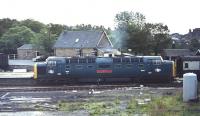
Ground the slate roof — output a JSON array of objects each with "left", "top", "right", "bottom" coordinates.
[
  {"left": 17, "top": 44, "right": 34, "bottom": 50},
  {"left": 163, "top": 49, "right": 193, "bottom": 56},
  {"left": 181, "top": 56, "right": 200, "bottom": 61},
  {"left": 196, "top": 49, "right": 200, "bottom": 56},
  {"left": 54, "top": 30, "right": 108, "bottom": 48}
]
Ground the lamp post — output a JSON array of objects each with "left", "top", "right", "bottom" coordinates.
[{"left": 47, "top": 24, "right": 52, "bottom": 54}]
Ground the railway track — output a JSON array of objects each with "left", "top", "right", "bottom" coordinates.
[{"left": 0, "top": 80, "right": 182, "bottom": 92}]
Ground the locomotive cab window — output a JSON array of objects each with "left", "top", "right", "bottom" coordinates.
[
  {"left": 47, "top": 61, "right": 56, "bottom": 67},
  {"left": 148, "top": 59, "right": 162, "bottom": 65}
]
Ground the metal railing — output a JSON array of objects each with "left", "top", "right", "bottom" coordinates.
[{"left": 8, "top": 54, "right": 18, "bottom": 60}]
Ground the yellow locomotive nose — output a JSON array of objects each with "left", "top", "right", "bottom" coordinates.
[
  {"left": 33, "top": 63, "right": 37, "bottom": 80},
  {"left": 172, "top": 61, "right": 176, "bottom": 78}
]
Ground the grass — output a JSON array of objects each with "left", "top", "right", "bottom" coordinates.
[
  {"left": 125, "top": 93, "right": 200, "bottom": 116},
  {"left": 56, "top": 97, "right": 121, "bottom": 115},
  {"left": 57, "top": 100, "right": 84, "bottom": 111},
  {"left": 56, "top": 93, "right": 200, "bottom": 116}
]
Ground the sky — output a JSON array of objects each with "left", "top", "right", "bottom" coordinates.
[{"left": 1, "top": 0, "right": 200, "bottom": 34}]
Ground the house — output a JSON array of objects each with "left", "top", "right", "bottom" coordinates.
[
  {"left": 162, "top": 49, "right": 194, "bottom": 60},
  {"left": 196, "top": 49, "right": 200, "bottom": 56},
  {"left": 17, "top": 44, "right": 42, "bottom": 60},
  {"left": 53, "top": 30, "right": 113, "bottom": 57}
]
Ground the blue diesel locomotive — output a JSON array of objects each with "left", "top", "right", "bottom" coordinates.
[{"left": 33, "top": 56, "right": 175, "bottom": 83}]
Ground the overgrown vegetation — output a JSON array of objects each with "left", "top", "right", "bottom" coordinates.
[
  {"left": 55, "top": 94, "right": 200, "bottom": 116},
  {"left": 57, "top": 97, "right": 121, "bottom": 115}
]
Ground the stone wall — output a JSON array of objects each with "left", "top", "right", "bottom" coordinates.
[
  {"left": 55, "top": 48, "right": 96, "bottom": 57},
  {"left": 17, "top": 49, "right": 36, "bottom": 60}
]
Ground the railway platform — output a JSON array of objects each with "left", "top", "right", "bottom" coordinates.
[{"left": 0, "top": 72, "right": 33, "bottom": 78}]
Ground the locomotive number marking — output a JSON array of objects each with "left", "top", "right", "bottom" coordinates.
[{"left": 96, "top": 70, "right": 112, "bottom": 73}]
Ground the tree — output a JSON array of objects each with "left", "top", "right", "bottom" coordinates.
[
  {"left": 18, "top": 19, "right": 45, "bottom": 33},
  {"left": 48, "top": 23, "right": 66, "bottom": 37},
  {"left": 127, "top": 25, "right": 151, "bottom": 55},
  {"left": 0, "top": 18, "right": 18, "bottom": 37},
  {"left": 146, "top": 23, "right": 171, "bottom": 55},
  {"left": 190, "top": 38, "right": 200, "bottom": 51},
  {"left": 114, "top": 11, "right": 171, "bottom": 55},
  {"left": 114, "top": 11, "right": 149, "bottom": 54},
  {"left": 0, "top": 26, "right": 36, "bottom": 54},
  {"left": 31, "top": 28, "right": 57, "bottom": 54}
]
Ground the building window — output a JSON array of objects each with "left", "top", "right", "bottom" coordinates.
[{"left": 184, "top": 63, "right": 188, "bottom": 68}]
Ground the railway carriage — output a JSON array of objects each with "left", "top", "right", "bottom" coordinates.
[
  {"left": 33, "top": 56, "right": 175, "bottom": 83},
  {"left": 176, "top": 56, "right": 200, "bottom": 79}
]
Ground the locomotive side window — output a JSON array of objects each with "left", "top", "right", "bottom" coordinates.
[
  {"left": 113, "top": 58, "right": 121, "bottom": 63},
  {"left": 87, "top": 65, "right": 93, "bottom": 68},
  {"left": 122, "top": 58, "right": 130, "bottom": 63},
  {"left": 115, "top": 64, "right": 121, "bottom": 68},
  {"left": 139, "top": 58, "right": 143, "bottom": 62},
  {"left": 131, "top": 58, "right": 139, "bottom": 62},
  {"left": 66, "top": 59, "right": 70, "bottom": 64},
  {"left": 183, "top": 61, "right": 200, "bottom": 70},
  {"left": 76, "top": 65, "right": 83, "bottom": 69},
  {"left": 87, "top": 58, "right": 95, "bottom": 63},
  {"left": 70, "top": 59, "right": 78, "bottom": 63},
  {"left": 79, "top": 58, "right": 86, "bottom": 63},
  {"left": 98, "top": 64, "right": 111, "bottom": 68},
  {"left": 184, "top": 63, "right": 188, "bottom": 68},
  {"left": 126, "top": 64, "right": 132, "bottom": 68}
]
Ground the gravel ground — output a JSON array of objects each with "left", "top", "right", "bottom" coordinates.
[{"left": 0, "top": 86, "right": 182, "bottom": 115}]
